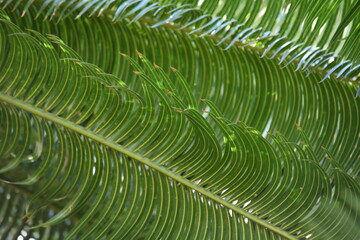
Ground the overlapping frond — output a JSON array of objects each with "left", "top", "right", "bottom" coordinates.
[
  {"left": 3, "top": 0, "right": 359, "bottom": 86},
  {"left": 3, "top": 1, "right": 358, "bottom": 173},
  {"left": 165, "top": 0, "right": 360, "bottom": 63},
  {"left": 0, "top": 0, "right": 359, "bottom": 239},
  {"left": 0, "top": 13, "right": 294, "bottom": 239}
]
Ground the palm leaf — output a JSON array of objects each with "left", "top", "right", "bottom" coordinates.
[{"left": 0, "top": 1, "right": 359, "bottom": 239}]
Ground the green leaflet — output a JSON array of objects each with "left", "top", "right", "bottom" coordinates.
[{"left": 0, "top": 1, "right": 359, "bottom": 240}]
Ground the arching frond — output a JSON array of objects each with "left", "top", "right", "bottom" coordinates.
[
  {"left": 5, "top": 1, "right": 358, "bottom": 170},
  {"left": 0, "top": 1, "right": 359, "bottom": 239},
  {"left": 4, "top": 0, "right": 359, "bottom": 84},
  {"left": 164, "top": 0, "right": 360, "bottom": 63}
]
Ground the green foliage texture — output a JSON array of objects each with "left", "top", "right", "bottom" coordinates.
[{"left": 0, "top": 0, "right": 359, "bottom": 239}]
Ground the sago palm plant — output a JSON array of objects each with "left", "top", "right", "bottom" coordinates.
[{"left": 0, "top": 0, "right": 359, "bottom": 239}]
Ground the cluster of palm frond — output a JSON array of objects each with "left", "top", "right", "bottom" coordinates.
[{"left": 0, "top": 0, "right": 359, "bottom": 239}]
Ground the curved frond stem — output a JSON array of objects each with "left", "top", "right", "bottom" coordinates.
[{"left": 0, "top": 93, "right": 297, "bottom": 240}]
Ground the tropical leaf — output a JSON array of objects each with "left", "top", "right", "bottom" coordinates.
[
  {"left": 0, "top": 0, "right": 359, "bottom": 239},
  {"left": 7, "top": 0, "right": 360, "bottom": 82},
  {"left": 164, "top": 0, "right": 360, "bottom": 64}
]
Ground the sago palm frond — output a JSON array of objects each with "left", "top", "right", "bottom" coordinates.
[{"left": 0, "top": 1, "right": 359, "bottom": 239}]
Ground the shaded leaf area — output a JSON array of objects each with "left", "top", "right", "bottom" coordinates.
[
  {"left": 4, "top": 4, "right": 360, "bottom": 176},
  {"left": 0, "top": 183, "right": 76, "bottom": 239},
  {"left": 2, "top": 0, "right": 360, "bottom": 85},
  {"left": 0, "top": 10, "right": 360, "bottom": 240}
]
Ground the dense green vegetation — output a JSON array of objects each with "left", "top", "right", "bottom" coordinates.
[{"left": 0, "top": 0, "right": 359, "bottom": 239}]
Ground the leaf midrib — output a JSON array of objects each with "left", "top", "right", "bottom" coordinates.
[{"left": 0, "top": 93, "right": 298, "bottom": 240}]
